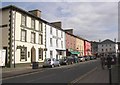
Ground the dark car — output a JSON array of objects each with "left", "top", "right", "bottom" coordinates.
[
  {"left": 66, "top": 56, "right": 74, "bottom": 64},
  {"left": 72, "top": 55, "right": 79, "bottom": 63},
  {"left": 89, "top": 56, "right": 94, "bottom": 60},
  {"left": 84, "top": 56, "right": 90, "bottom": 61},
  {"left": 59, "top": 57, "right": 68, "bottom": 65}
]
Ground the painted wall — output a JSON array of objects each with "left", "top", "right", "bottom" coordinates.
[
  {"left": 84, "top": 40, "right": 91, "bottom": 56},
  {"left": 46, "top": 24, "right": 66, "bottom": 59},
  {"left": 75, "top": 37, "right": 84, "bottom": 56},
  {"left": 65, "top": 33, "right": 76, "bottom": 50}
]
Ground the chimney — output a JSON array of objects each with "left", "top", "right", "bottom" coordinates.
[
  {"left": 99, "top": 39, "right": 101, "bottom": 42},
  {"left": 64, "top": 29, "right": 73, "bottom": 34},
  {"left": 29, "top": 9, "right": 41, "bottom": 18},
  {"left": 114, "top": 38, "right": 116, "bottom": 42},
  {"left": 50, "top": 21, "right": 62, "bottom": 29}
]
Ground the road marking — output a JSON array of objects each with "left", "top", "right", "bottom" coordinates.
[
  {"left": 69, "top": 67, "right": 97, "bottom": 84},
  {"left": 2, "top": 70, "right": 44, "bottom": 80}
]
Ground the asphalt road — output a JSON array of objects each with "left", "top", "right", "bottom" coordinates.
[{"left": 2, "top": 59, "right": 100, "bottom": 83}]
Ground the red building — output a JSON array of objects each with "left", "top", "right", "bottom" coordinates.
[{"left": 84, "top": 40, "right": 92, "bottom": 56}]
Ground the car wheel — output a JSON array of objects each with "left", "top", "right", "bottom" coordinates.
[
  {"left": 51, "top": 64, "right": 54, "bottom": 68},
  {"left": 58, "top": 64, "right": 61, "bottom": 67}
]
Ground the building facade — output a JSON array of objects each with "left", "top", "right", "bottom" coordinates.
[
  {"left": 75, "top": 37, "right": 84, "bottom": 56},
  {"left": 84, "top": 40, "right": 92, "bottom": 56},
  {"left": 91, "top": 41, "right": 99, "bottom": 56},
  {"left": 0, "top": 5, "right": 47, "bottom": 67},
  {"left": 45, "top": 22, "right": 66, "bottom": 60},
  {"left": 98, "top": 39, "right": 118, "bottom": 57}
]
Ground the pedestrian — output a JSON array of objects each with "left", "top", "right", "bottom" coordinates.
[{"left": 100, "top": 55, "right": 105, "bottom": 69}]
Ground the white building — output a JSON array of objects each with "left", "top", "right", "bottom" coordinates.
[
  {"left": 45, "top": 22, "right": 66, "bottom": 60},
  {"left": 0, "top": 5, "right": 47, "bottom": 67},
  {"left": 0, "top": 5, "right": 66, "bottom": 67},
  {"left": 98, "top": 39, "right": 118, "bottom": 57}
]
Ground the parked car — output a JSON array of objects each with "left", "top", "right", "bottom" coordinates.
[
  {"left": 59, "top": 57, "right": 68, "bottom": 65},
  {"left": 78, "top": 56, "right": 85, "bottom": 62},
  {"left": 89, "top": 56, "right": 94, "bottom": 60},
  {"left": 72, "top": 55, "right": 79, "bottom": 63},
  {"left": 43, "top": 58, "right": 60, "bottom": 68},
  {"left": 84, "top": 56, "right": 90, "bottom": 61},
  {"left": 66, "top": 56, "right": 74, "bottom": 64}
]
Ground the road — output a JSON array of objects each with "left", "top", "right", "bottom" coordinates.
[{"left": 2, "top": 59, "right": 100, "bottom": 83}]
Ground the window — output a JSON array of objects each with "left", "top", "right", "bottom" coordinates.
[
  {"left": 50, "top": 38, "right": 52, "bottom": 47},
  {"left": 50, "top": 51, "right": 53, "bottom": 58},
  {"left": 39, "top": 48, "right": 43, "bottom": 60},
  {"left": 102, "top": 49, "right": 104, "bottom": 52},
  {"left": 61, "top": 31, "right": 63, "bottom": 38},
  {"left": 106, "top": 49, "right": 108, "bottom": 52},
  {"left": 39, "top": 22, "right": 42, "bottom": 32},
  {"left": 110, "top": 44, "right": 111, "bottom": 46},
  {"left": 21, "top": 15, "right": 26, "bottom": 26},
  {"left": 106, "top": 44, "right": 107, "bottom": 47},
  {"left": 110, "top": 48, "right": 112, "bottom": 51},
  {"left": 50, "top": 27, "right": 52, "bottom": 34},
  {"left": 56, "top": 39, "right": 58, "bottom": 47},
  {"left": 39, "top": 34, "right": 43, "bottom": 44},
  {"left": 61, "top": 41, "right": 63, "bottom": 48},
  {"left": 56, "top": 29, "right": 58, "bottom": 36},
  {"left": 20, "top": 47, "right": 27, "bottom": 61},
  {"left": 31, "top": 19, "right": 35, "bottom": 29},
  {"left": 31, "top": 32, "right": 35, "bottom": 43},
  {"left": 21, "top": 29, "right": 27, "bottom": 42}
]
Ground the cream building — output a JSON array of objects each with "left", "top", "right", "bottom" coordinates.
[{"left": 0, "top": 5, "right": 46, "bottom": 67}]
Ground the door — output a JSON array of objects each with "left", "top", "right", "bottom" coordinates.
[{"left": 31, "top": 46, "right": 36, "bottom": 63}]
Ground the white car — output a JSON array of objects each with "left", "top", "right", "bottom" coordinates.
[{"left": 43, "top": 58, "right": 60, "bottom": 68}]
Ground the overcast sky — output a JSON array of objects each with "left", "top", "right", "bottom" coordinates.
[{"left": 2, "top": 2, "right": 118, "bottom": 42}]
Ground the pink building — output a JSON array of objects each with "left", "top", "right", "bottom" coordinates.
[{"left": 84, "top": 40, "right": 92, "bottom": 56}]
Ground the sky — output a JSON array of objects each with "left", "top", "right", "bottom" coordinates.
[{"left": 1, "top": 1, "right": 119, "bottom": 42}]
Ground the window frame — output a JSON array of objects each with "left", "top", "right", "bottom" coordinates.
[
  {"left": 20, "top": 47, "right": 27, "bottom": 61},
  {"left": 21, "top": 29, "right": 27, "bottom": 42},
  {"left": 31, "top": 32, "right": 36, "bottom": 43},
  {"left": 21, "top": 14, "right": 26, "bottom": 26}
]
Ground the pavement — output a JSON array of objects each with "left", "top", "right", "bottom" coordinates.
[{"left": 0, "top": 59, "right": 119, "bottom": 84}]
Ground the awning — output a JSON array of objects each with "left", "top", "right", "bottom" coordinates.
[
  {"left": 70, "top": 51, "right": 80, "bottom": 55},
  {"left": 56, "top": 49, "right": 66, "bottom": 51}
]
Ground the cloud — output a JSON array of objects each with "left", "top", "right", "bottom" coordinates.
[{"left": 2, "top": 2, "right": 118, "bottom": 41}]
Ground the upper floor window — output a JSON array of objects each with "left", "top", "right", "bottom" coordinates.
[
  {"left": 50, "top": 38, "right": 52, "bottom": 47},
  {"left": 31, "top": 32, "right": 36, "bottom": 43},
  {"left": 102, "top": 45, "right": 104, "bottom": 47},
  {"left": 39, "top": 34, "right": 43, "bottom": 44},
  {"left": 50, "top": 27, "right": 52, "bottom": 34},
  {"left": 21, "top": 29, "right": 27, "bottom": 42},
  {"left": 102, "top": 49, "right": 104, "bottom": 52},
  {"left": 31, "top": 19, "right": 35, "bottom": 29},
  {"left": 39, "top": 22, "right": 42, "bottom": 32},
  {"left": 106, "top": 44, "right": 107, "bottom": 47},
  {"left": 56, "top": 29, "right": 58, "bottom": 36},
  {"left": 110, "top": 44, "right": 111, "bottom": 46},
  {"left": 21, "top": 15, "right": 26, "bottom": 26}
]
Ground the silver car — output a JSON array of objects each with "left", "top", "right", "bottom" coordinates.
[{"left": 43, "top": 58, "right": 60, "bottom": 68}]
